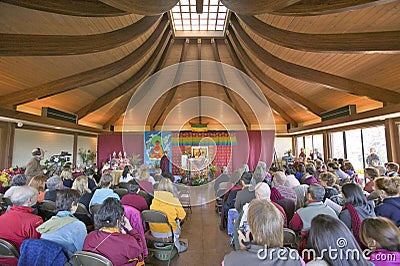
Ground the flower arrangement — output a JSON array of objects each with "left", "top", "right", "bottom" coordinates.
[
  {"left": 0, "top": 167, "right": 23, "bottom": 187},
  {"left": 78, "top": 149, "right": 96, "bottom": 166},
  {"left": 285, "top": 149, "right": 292, "bottom": 156},
  {"left": 209, "top": 164, "right": 218, "bottom": 179}
]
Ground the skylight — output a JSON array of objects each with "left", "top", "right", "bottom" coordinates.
[{"left": 171, "top": 0, "right": 228, "bottom": 37}]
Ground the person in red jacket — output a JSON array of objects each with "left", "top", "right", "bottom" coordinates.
[{"left": 0, "top": 186, "right": 43, "bottom": 265}]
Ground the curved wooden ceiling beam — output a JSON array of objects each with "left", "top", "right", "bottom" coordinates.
[
  {"left": 2, "top": 0, "right": 128, "bottom": 17},
  {"left": 0, "top": 15, "right": 160, "bottom": 56},
  {"left": 272, "top": 0, "right": 398, "bottom": 16},
  {"left": 228, "top": 31, "right": 324, "bottom": 116},
  {"left": 225, "top": 38, "right": 298, "bottom": 126},
  {"left": 229, "top": 21, "right": 400, "bottom": 104},
  {"left": 99, "top": 0, "right": 179, "bottom": 15},
  {"left": 221, "top": 0, "right": 300, "bottom": 15},
  {"left": 236, "top": 14, "right": 400, "bottom": 54},
  {"left": 103, "top": 38, "right": 174, "bottom": 129},
  {"left": 0, "top": 19, "right": 169, "bottom": 108},
  {"left": 76, "top": 29, "right": 172, "bottom": 119}
]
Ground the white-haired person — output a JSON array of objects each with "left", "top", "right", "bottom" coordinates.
[
  {"left": 223, "top": 199, "right": 303, "bottom": 265},
  {"left": 273, "top": 171, "right": 297, "bottom": 202}
]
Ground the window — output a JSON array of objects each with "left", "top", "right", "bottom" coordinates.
[
  {"left": 296, "top": 136, "right": 303, "bottom": 156},
  {"left": 331, "top": 132, "right": 345, "bottom": 159},
  {"left": 362, "top": 126, "right": 387, "bottom": 166},
  {"left": 171, "top": 0, "right": 228, "bottom": 37},
  {"left": 345, "top": 129, "right": 363, "bottom": 172},
  {"left": 313, "top": 134, "right": 324, "bottom": 161},
  {"left": 305, "top": 135, "right": 313, "bottom": 158}
]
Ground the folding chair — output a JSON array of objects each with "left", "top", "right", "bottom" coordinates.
[
  {"left": 38, "top": 200, "right": 56, "bottom": 221},
  {"left": 283, "top": 228, "right": 297, "bottom": 249},
  {"left": 141, "top": 210, "right": 177, "bottom": 266},
  {"left": 113, "top": 188, "right": 128, "bottom": 198},
  {"left": 71, "top": 251, "right": 112, "bottom": 266},
  {"left": 89, "top": 204, "right": 102, "bottom": 215},
  {"left": 0, "top": 238, "right": 20, "bottom": 260},
  {"left": 75, "top": 203, "right": 94, "bottom": 231}
]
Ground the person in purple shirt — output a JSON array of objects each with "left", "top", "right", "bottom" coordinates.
[
  {"left": 121, "top": 183, "right": 149, "bottom": 212},
  {"left": 360, "top": 217, "right": 400, "bottom": 266}
]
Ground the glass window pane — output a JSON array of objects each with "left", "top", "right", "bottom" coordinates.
[
  {"left": 331, "top": 132, "right": 344, "bottom": 160},
  {"left": 296, "top": 137, "right": 303, "bottom": 157},
  {"left": 209, "top": 13, "right": 217, "bottom": 19},
  {"left": 313, "top": 134, "right": 324, "bottom": 161},
  {"left": 182, "top": 13, "right": 190, "bottom": 19},
  {"left": 181, "top": 6, "right": 190, "bottom": 12},
  {"left": 209, "top": 6, "right": 218, "bottom": 12},
  {"left": 305, "top": 136, "right": 313, "bottom": 159},
  {"left": 345, "top": 129, "right": 364, "bottom": 172},
  {"left": 216, "top": 25, "right": 224, "bottom": 30},
  {"left": 363, "top": 126, "right": 387, "bottom": 166}
]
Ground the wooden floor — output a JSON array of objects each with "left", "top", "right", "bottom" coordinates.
[{"left": 145, "top": 202, "right": 232, "bottom": 266}]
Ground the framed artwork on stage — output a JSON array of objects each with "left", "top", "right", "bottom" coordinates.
[{"left": 191, "top": 146, "right": 208, "bottom": 158}]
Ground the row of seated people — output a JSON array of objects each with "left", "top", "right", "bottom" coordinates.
[
  {"left": 0, "top": 174, "right": 187, "bottom": 265},
  {"left": 216, "top": 160, "right": 400, "bottom": 265}
]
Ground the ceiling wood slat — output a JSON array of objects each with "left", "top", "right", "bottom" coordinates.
[
  {"left": 104, "top": 38, "right": 174, "bottom": 130},
  {"left": 273, "top": 0, "right": 398, "bottom": 16},
  {"left": 2, "top": 0, "right": 128, "bottom": 17},
  {"left": 221, "top": 0, "right": 301, "bottom": 15},
  {"left": 0, "top": 15, "right": 160, "bottom": 56},
  {"left": 99, "top": 0, "right": 179, "bottom": 15},
  {"left": 229, "top": 20, "right": 400, "bottom": 104},
  {"left": 228, "top": 31, "right": 325, "bottom": 116},
  {"left": 211, "top": 39, "right": 251, "bottom": 128},
  {"left": 237, "top": 14, "right": 400, "bottom": 53},
  {"left": 152, "top": 39, "right": 189, "bottom": 129},
  {"left": 76, "top": 28, "right": 172, "bottom": 119},
  {"left": 225, "top": 38, "right": 298, "bottom": 126},
  {"left": 0, "top": 19, "right": 169, "bottom": 108}
]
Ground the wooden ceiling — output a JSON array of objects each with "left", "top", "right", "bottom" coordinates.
[{"left": 0, "top": 0, "right": 399, "bottom": 133}]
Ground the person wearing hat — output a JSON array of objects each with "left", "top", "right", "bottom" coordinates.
[{"left": 25, "top": 147, "right": 45, "bottom": 182}]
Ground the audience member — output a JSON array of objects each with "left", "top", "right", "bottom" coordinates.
[
  {"left": 0, "top": 186, "right": 43, "bottom": 265},
  {"left": 386, "top": 162, "right": 399, "bottom": 177},
  {"left": 327, "top": 162, "right": 350, "bottom": 181},
  {"left": 44, "top": 175, "right": 62, "bottom": 202},
  {"left": 364, "top": 167, "right": 380, "bottom": 193},
  {"left": 60, "top": 166, "right": 74, "bottom": 188},
  {"left": 223, "top": 199, "right": 303, "bottom": 265},
  {"left": 119, "top": 165, "right": 134, "bottom": 184},
  {"left": 300, "top": 164, "right": 318, "bottom": 185},
  {"left": 153, "top": 168, "right": 163, "bottom": 182},
  {"left": 273, "top": 171, "right": 297, "bottom": 202},
  {"left": 308, "top": 214, "right": 371, "bottom": 265},
  {"left": 235, "top": 166, "right": 264, "bottom": 213},
  {"left": 293, "top": 184, "right": 309, "bottom": 210},
  {"left": 214, "top": 166, "right": 230, "bottom": 193},
  {"left": 83, "top": 198, "right": 145, "bottom": 265},
  {"left": 71, "top": 175, "right": 93, "bottom": 210},
  {"left": 36, "top": 189, "right": 87, "bottom": 257},
  {"left": 319, "top": 172, "right": 339, "bottom": 201},
  {"left": 339, "top": 183, "right": 375, "bottom": 246},
  {"left": 121, "top": 183, "right": 149, "bottom": 212},
  {"left": 360, "top": 217, "right": 400, "bottom": 265},
  {"left": 28, "top": 175, "right": 47, "bottom": 203},
  {"left": 150, "top": 178, "right": 187, "bottom": 252},
  {"left": 374, "top": 176, "right": 400, "bottom": 226},
  {"left": 83, "top": 168, "right": 97, "bottom": 190},
  {"left": 4, "top": 174, "right": 28, "bottom": 198},
  {"left": 89, "top": 174, "right": 119, "bottom": 207}
]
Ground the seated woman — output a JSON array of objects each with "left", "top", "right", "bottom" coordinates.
[
  {"left": 360, "top": 217, "right": 400, "bottom": 265},
  {"left": 339, "top": 183, "right": 375, "bottom": 247},
  {"left": 138, "top": 164, "right": 155, "bottom": 195},
  {"left": 374, "top": 176, "right": 400, "bottom": 226},
  {"left": 83, "top": 198, "right": 145, "bottom": 265},
  {"left": 28, "top": 175, "right": 47, "bottom": 203},
  {"left": 36, "top": 189, "right": 87, "bottom": 257},
  {"left": 119, "top": 165, "right": 135, "bottom": 184},
  {"left": 121, "top": 183, "right": 149, "bottom": 212},
  {"left": 89, "top": 174, "right": 119, "bottom": 207},
  {"left": 150, "top": 178, "right": 187, "bottom": 253},
  {"left": 71, "top": 175, "right": 93, "bottom": 210},
  {"left": 60, "top": 166, "right": 74, "bottom": 188},
  {"left": 308, "top": 214, "right": 371, "bottom": 265},
  {"left": 319, "top": 172, "right": 339, "bottom": 201},
  {"left": 3, "top": 174, "right": 27, "bottom": 198},
  {"left": 223, "top": 199, "right": 303, "bottom": 265}
]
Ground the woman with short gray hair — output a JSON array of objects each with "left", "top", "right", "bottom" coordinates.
[{"left": 3, "top": 174, "right": 27, "bottom": 198}]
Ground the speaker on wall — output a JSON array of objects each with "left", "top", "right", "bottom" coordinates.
[
  {"left": 110, "top": 125, "right": 114, "bottom": 132},
  {"left": 287, "top": 123, "right": 291, "bottom": 131}
]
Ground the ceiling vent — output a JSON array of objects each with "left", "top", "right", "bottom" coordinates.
[
  {"left": 42, "top": 107, "right": 77, "bottom": 124},
  {"left": 321, "top": 105, "right": 356, "bottom": 122}
]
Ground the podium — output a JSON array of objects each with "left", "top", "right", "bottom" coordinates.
[{"left": 188, "top": 157, "right": 209, "bottom": 185}]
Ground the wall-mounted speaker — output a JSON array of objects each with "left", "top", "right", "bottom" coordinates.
[
  {"left": 110, "top": 125, "right": 114, "bottom": 132},
  {"left": 287, "top": 123, "right": 291, "bottom": 131}
]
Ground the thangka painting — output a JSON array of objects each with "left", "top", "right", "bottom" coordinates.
[{"left": 144, "top": 131, "right": 172, "bottom": 172}]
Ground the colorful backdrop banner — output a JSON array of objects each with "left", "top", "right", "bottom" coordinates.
[{"left": 144, "top": 131, "right": 172, "bottom": 172}]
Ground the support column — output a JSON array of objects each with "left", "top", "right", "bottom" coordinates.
[
  {"left": 322, "top": 131, "right": 329, "bottom": 161},
  {"left": 73, "top": 133, "right": 78, "bottom": 167},
  {"left": 0, "top": 122, "right": 15, "bottom": 169},
  {"left": 385, "top": 118, "right": 400, "bottom": 162}
]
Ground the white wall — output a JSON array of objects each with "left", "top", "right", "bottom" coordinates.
[
  {"left": 76, "top": 136, "right": 97, "bottom": 166},
  {"left": 274, "top": 137, "right": 293, "bottom": 160},
  {"left": 13, "top": 129, "right": 74, "bottom": 167}
]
